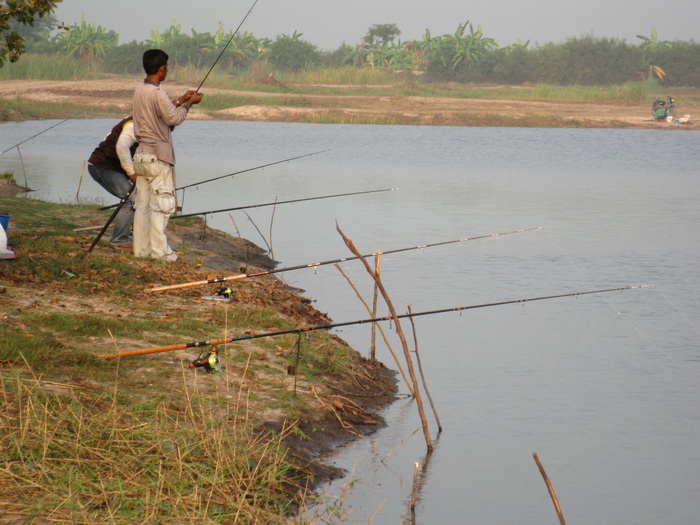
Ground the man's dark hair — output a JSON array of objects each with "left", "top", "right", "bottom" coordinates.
[{"left": 143, "top": 49, "right": 169, "bottom": 75}]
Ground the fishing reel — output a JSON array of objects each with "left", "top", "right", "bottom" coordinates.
[
  {"left": 215, "top": 285, "right": 233, "bottom": 298},
  {"left": 189, "top": 348, "right": 222, "bottom": 373}
]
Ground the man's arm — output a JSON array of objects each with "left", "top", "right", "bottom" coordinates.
[
  {"left": 156, "top": 87, "right": 190, "bottom": 127},
  {"left": 116, "top": 121, "right": 137, "bottom": 182}
]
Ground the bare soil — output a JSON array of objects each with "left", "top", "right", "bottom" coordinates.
[{"left": 1, "top": 78, "right": 696, "bottom": 129}]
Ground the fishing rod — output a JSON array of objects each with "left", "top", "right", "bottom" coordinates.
[
  {"left": 97, "top": 149, "right": 330, "bottom": 211},
  {"left": 178, "top": 149, "right": 329, "bottom": 191},
  {"left": 98, "top": 285, "right": 652, "bottom": 359},
  {"left": 0, "top": 97, "right": 113, "bottom": 156},
  {"left": 170, "top": 187, "right": 400, "bottom": 220},
  {"left": 86, "top": 183, "right": 136, "bottom": 254},
  {"left": 148, "top": 227, "right": 543, "bottom": 293},
  {"left": 85, "top": 188, "right": 398, "bottom": 233},
  {"left": 196, "top": 0, "right": 260, "bottom": 92}
]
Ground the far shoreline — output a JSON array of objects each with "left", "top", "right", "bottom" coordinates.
[{"left": 0, "top": 78, "right": 697, "bottom": 130}]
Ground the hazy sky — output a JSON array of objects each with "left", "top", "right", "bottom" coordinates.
[{"left": 54, "top": 0, "right": 697, "bottom": 50}]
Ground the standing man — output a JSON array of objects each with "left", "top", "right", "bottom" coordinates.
[
  {"left": 132, "top": 49, "right": 203, "bottom": 261},
  {"left": 87, "top": 116, "right": 137, "bottom": 250}
]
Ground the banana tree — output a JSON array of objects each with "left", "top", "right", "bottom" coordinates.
[
  {"left": 443, "top": 22, "right": 497, "bottom": 69},
  {"left": 55, "top": 16, "right": 118, "bottom": 68},
  {"left": 637, "top": 26, "right": 670, "bottom": 81}
]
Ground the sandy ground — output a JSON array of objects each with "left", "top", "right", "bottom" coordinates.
[{"left": 2, "top": 78, "right": 696, "bottom": 129}]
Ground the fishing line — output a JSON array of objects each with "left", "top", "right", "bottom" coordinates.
[
  {"left": 195, "top": 0, "right": 261, "bottom": 92},
  {"left": 652, "top": 286, "right": 700, "bottom": 335},
  {"left": 544, "top": 231, "right": 674, "bottom": 361},
  {"left": 171, "top": 187, "right": 399, "bottom": 220}
]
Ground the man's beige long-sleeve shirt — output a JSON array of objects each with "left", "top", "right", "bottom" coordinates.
[{"left": 133, "top": 80, "right": 188, "bottom": 166}]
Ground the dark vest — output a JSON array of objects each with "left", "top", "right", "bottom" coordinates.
[{"left": 88, "top": 116, "right": 138, "bottom": 175}]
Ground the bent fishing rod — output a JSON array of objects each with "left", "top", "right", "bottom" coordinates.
[
  {"left": 196, "top": 0, "right": 260, "bottom": 92},
  {"left": 2, "top": 1, "right": 260, "bottom": 157},
  {"left": 98, "top": 149, "right": 330, "bottom": 211},
  {"left": 148, "top": 227, "right": 543, "bottom": 293},
  {"left": 170, "top": 187, "right": 400, "bottom": 220},
  {"left": 99, "top": 285, "right": 652, "bottom": 359}
]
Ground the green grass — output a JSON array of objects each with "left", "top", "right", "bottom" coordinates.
[
  {"left": 0, "top": 193, "right": 376, "bottom": 521},
  {"left": 0, "top": 53, "right": 101, "bottom": 80}
]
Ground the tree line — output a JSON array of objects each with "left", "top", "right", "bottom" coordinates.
[{"left": 4, "top": 10, "right": 700, "bottom": 86}]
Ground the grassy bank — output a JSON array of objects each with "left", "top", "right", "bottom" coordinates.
[{"left": 0, "top": 189, "right": 395, "bottom": 523}]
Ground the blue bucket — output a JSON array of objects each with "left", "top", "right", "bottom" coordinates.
[{"left": 0, "top": 213, "right": 9, "bottom": 232}]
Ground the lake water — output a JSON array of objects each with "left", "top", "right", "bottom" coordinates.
[{"left": 2, "top": 120, "right": 699, "bottom": 524}]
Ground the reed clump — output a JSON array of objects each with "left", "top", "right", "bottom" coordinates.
[{"left": 0, "top": 370, "right": 305, "bottom": 523}]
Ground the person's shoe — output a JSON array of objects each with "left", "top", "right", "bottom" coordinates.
[
  {"left": 159, "top": 252, "right": 178, "bottom": 262},
  {"left": 109, "top": 243, "right": 133, "bottom": 252}
]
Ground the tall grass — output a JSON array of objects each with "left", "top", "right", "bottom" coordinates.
[
  {"left": 0, "top": 53, "right": 101, "bottom": 80},
  {"left": 0, "top": 370, "right": 308, "bottom": 523}
]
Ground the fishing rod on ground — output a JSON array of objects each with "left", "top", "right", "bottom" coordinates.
[
  {"left": 97, "top": 149, "right": 330, "bottom": 211},
  {"left": 86, "top": 183, "right": 136, "bottom": 254},
  {"left": 98, "top": 285, "right": 653, "bottom": 361},
  {"left": 148, "top": 227, "right": 543, "bottom": 293},
  {"left": 170, "top": 187, "right": 400, "bottom": 220}
]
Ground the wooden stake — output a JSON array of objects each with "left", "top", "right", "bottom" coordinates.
[
  {"left": 16, "top": 146, "right": 28, "bottom": 188},
  {"left": 370, "top": 249, "right": 381, "bottom": 360},
  {"left": 533, "top": 452, "right": 567, "bottom": 525},
  {"left": 76, "top": 160, "right": 86, "bottom": 202},
  {"left": 410, "top": 461, "right": 420, "bottom": 511},
  {"left": 336, "top": 224, "right": 433, "bottom": 453}
]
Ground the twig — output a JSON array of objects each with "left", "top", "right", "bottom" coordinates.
[
  {"left": 381, "top": 427, "right": 420, "bottom": 463},
  {"left": 533, "top": 452, "right": 567, "bottom": 525},
  {"left": 407, "top": 305, "right": 443, "bottom": 433},
  {"left": 268, "top": 197, "right": 277, "bottom": 262},
  {"left": 333, "top": 263, "right": 414, "bottom": 396},
  {"left": 227, "top": 213, "right": 241, "bottom": 237},
  {"left": 336, "top": 224, "right": 432, "bottom": 452},
  {"left": 243, "top": 211, "right": 271, "bottom": 253}
]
